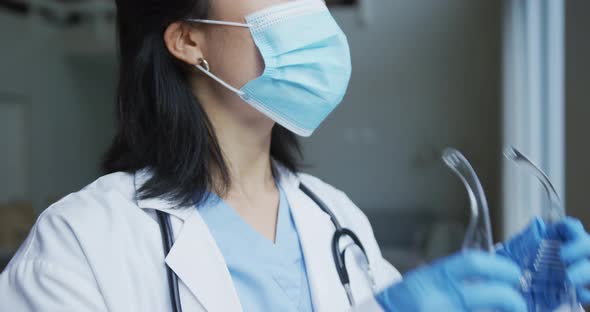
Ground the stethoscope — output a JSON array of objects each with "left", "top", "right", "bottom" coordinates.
[{"left": 156, "top": 183, "right": 376, "bottom": 312}]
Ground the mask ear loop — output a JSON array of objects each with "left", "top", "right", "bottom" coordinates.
[
  {"left": 185, "top": 19, "right": 251, "bottom": 28},
  {"left": 195, "top": 59, "right": 245, "bottom": 96},
  {"left": 187, "top": 18, "right": 252, "bottom": 96}
]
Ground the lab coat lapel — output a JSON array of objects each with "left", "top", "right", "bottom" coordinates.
[
  {"left": 135, "top": 169, "right": 242, "bottom": 312},
  {"left": 278, "top": 167, "right": 350, "bottom": 312},
  {"left": 164, "top": 211, "right": 243, "bottom": 312}
]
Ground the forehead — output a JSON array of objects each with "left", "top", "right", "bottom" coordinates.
[{"left": 209, "top": 0, "right": 293, "bottom": 20}]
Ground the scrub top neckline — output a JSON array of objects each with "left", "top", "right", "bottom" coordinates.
[
  {"left": 199, "top": 182, "right": 292, "bottom": 252},
  {"left": 196, "top": 180, "right": 313, "bottom": 311}
]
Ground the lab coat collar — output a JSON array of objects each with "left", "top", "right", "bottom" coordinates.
[
  {"left": 133, "top": 163, "right": 349, "bottom": 311},
  {"left": 165, "top": 209, "right": 243, "bottom": 312},
  {"left": 134, "top": 168, "right": 242, "bottom": 311}
]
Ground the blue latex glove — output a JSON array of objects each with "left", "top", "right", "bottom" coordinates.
[
  {"left": 556, "top": 217, "right": 590, "bottom": 305},
  {"left": 376, "top": 251, "right": 526, "bottom": 311},
  {"left": 498, "top": 217, "right": 590, "bottom": 308},
  {"left": 497, "top": 217, "right": 569, "bottom": 311},
  {"left": 496, "top": 217, "right": 546, "bottom": 269}
]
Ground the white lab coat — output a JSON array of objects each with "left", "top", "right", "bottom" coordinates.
[{"left": 0, "top": 163, "right": 402, "bottom": 311}]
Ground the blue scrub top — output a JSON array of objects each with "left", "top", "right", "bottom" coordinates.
[{"left": 198, "top": 184, "right": 314, "bottom": 312}]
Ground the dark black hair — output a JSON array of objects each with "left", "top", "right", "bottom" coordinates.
[{"left": 102, "top": 0, "right": 302, "bottom": 207}]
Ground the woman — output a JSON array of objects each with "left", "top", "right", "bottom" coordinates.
[{"left": 2, "top": 0, "right": 590, "bottom": 311}]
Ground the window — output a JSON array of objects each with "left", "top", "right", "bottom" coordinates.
[{"left": 501, "top": 0, "right": 565, "bottom": 239}]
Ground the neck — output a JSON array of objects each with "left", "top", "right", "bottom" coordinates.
[
  {"left": 197, "top": 88, "right": 276, "bottom": 195},
  {"left": 194, "top": 80, "right": 282, "bottom": 243},
  {"left": 215, "top": 121, "right": 275, "bottom": 194}
]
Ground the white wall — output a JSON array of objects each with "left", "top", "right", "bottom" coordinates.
[
  {"left": 566, "top": 1, "right": 590, "bottom": 225},
  {"left": 0, "top": 97, "right": 30, "bottom": 201},
  {"left": 304, "top": 1, "right": 503, "bottom": 222},
  {"left": 0, "top": 13, "right": 116, "bottom": 212}
]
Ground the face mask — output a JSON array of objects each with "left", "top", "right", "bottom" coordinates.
[{"left": 186, "top": 0, "right": 352, "bottom": 137}]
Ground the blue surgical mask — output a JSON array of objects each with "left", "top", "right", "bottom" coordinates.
[{"left": 186, "top": 0, "right": 352, "bottom": 137}]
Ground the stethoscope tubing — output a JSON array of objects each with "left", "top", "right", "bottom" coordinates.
[
  {"left": 157, "top": 210, "right": 183, "bottom": 312},
  {"left": 158, "top": 182, "right": 371, "bottom": 312}
]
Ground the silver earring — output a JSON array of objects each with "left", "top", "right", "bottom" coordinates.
[{"left": 198, "top": 58, "right": 210, "bottom": 72}]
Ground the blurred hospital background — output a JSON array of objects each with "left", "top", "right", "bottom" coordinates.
[{"left": 0, "top": 0, "right": 589, "bottom": 273}]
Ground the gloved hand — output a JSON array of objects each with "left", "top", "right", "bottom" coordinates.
[
  {"left": 375, "top": 251, "right": 526, "bottom": 312},
  {"left": 496, "top": 217, "right": 546, "bottom": 269},
  {"left": 497, "top": 217, "right": 566, "bottom": 311},
  {"left": 556, "top": 217, "right": 590, "bottom": 305},
  {"left": 498, "top": 216, "right": 590, "bottom": 308}
]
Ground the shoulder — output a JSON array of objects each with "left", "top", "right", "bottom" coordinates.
[
  {"left": 8, "top": 171, "right": 139, "bottom": 264},
  {"left": 51, "top": 171, "right": 137, "bottom": 219},
  {"left": 36, "top": 171, "right": 137, "bottom": 234},
  {"left": 0, "top": 173, "right": 134, "bottom": 312},
  {"left": 45, "top": 171, "right": 136, "bottom": 220}
]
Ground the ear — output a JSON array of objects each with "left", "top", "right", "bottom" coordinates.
[{"left": 164, "top": 22, "right": 204, "bottom": 66}]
